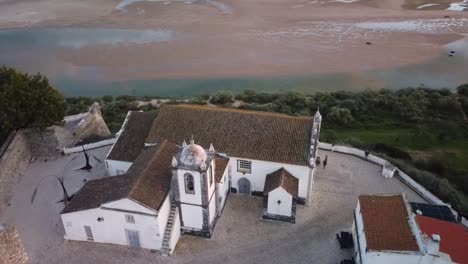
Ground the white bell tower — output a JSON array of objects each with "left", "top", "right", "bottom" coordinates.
[{"left": 171, "top": 139, "right": 218, "bottom": 237}]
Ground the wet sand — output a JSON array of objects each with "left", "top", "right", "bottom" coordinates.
[{"left": 0, "top": 0, "right": 467, "bottom": 80}]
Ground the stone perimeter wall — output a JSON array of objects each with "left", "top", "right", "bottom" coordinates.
[
  {"left": 0, "top": 130, "right": 31, "bottom": 216},
  {"left": 318, "top": 142, "right": 468, "bottom": 228}
]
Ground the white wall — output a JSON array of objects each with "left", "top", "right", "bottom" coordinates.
[
  {"left": 353, "top": 201, "right": 367, "bottom": 264},
  {"left": 169, "top": 209, "right": 181, "bottom": 255},
  {"left": 215, "top": 167, "right": 230, "bottom": 215},
  {"left": 208, "top": 192, "right": 217, "bottom": 224},
  {"left": 267, "top": 187, "right": 293, "bottom": 217},
  {"left": 180, "top": 204, "right": 203, "bottom": 229},
  {"left": 103, "top": 198, "right": 155, "bottom": 215},
  {"left": 366, "top": 251, "right": 451, "bottom": 264},
  {"left": 157, "top": 196, "right": 171, "bottom": 237},
  {"left": 176, "top": 163, "right": 217, "bottom": 231},
  {"left": 63, "top": 138, "right": 116, "bottom": 154},
  {"left": 208, "top": 163, "right": 216, "bottom": 200},
  {"left": 177, "top": 169, "right": 202, "bottom": 205},
  {"left": 105, "top": 159, "right": 132, "bottom": 176},
  {"left": 229, "top": 157, "right": 310, "bottom": 199},
  {"left": 62, "top": 206, "right": 162, "bottom": 250}
]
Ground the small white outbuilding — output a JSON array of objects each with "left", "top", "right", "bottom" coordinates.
[{"left": 263, "top": 168, "right": 299, "bottom": 223}]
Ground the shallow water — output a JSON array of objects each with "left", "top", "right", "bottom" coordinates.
[{"left": 0, "top": 28, "right": 467, "bottom": 97}]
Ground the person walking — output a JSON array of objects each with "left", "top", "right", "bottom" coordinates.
[{"left": 323, "top": 155, "right": 328, "bottom": 169}]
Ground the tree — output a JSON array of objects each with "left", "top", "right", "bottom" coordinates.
[
  {"left": 456, "top": 84, "right": 468, "bottom": 97},
  {"left": 326, "top": 107, "right": 354, "bottom": 127},
  {"left": 0, "top": 66, "right": 65, "bottom": 133},
  {"left": 101, "top": 95, "right": 113, "bottom": 103},
  {"left": 271, "top": 92, "right": 306, "bottom": 115},
  {"left": 210, "top": 91, "right": 235, "bottom": 105}
]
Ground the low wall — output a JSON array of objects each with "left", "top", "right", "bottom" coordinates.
[
  {"left": 318, "top": 142, "right": 468, "bottom": 227},
  {"left": 0, "top": 131, "right": 32, "bottom": 216},
  {"left": 62, "top": 138, "right": 116, "bottom": 155}
]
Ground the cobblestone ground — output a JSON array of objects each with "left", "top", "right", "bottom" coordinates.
[{"left": 1, "top": 148, "right": 425, "bottom": 264}]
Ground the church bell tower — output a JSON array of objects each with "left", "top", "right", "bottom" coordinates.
[{"left": 171, "top": 139, "right": 218, "bottom": 237}]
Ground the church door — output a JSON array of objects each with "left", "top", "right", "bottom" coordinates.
[
  {"left": 126, "top": 229, "right": 141, "bottom": 247},
  {"left": 238, "top": 178, "right": 251, "bottom": 194}
]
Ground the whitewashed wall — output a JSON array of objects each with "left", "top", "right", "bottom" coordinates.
[
  {"left": 215, "top": 168, "right": 230, "bottom": 215},
  {"left": 106, "top": 159, "right": 132, "bottom": 176},
  {"left": 157, "top": 196, "right": 171, "bottom": 239},
  {"left": 267, "top": 187, "right": 293, "bottom": 217},
  {"left": 180, "top": 204, "right": 203, "bottom": 229},
  {"left": 103, "top": 198, "right": 156, "bottom": 216},
  {"left": 366, "top": 251, "right": 451, "bottom": 264},
  {"left": 353, "top": 200, "right": 366, "bottom": 264},
  {"left": 229, "top": 157, "right": 310, "bottom": 199},
  {"left": 177, "top": 169, "right": 203, "bottom": 205},
  {"left": 208, "top": 193, "right": 217, "bottom": 224},
  {"left": 206, "top": 162, "right": 216, "bottom": 205},
  {"left": 62, "top": 203, "right": 162, "bottom": 250},
  {"left": 63, "top": 138, "right": 116, "bottom": 154},
  {"left": 169, "top": 209, "right": 181, "bottom": 255}
]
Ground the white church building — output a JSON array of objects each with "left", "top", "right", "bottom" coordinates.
[{"left": 61, "top": 105, "right": 322, "bottom": 255}]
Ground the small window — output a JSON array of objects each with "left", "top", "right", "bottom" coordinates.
[
  {"left": 185, "top": 173, "right": 195, "bottom": 194},
  {"left": 237, "top": 160, "right": 252, "bottom": 173},
  {"left": 125, "top": 214, "right": 135, "bottom": 224}
]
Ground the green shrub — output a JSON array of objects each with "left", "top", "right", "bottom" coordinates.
[
  {"left": 101, "top": 95, "right": 113, "bottom": 103},
  {"left": 210, "top": 91, "right": 235, "bottom": 105}
]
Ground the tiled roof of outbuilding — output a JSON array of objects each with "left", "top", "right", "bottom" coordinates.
[
  {"left": 62, "top": 140, "right": 178, "bottom": 214},
  {"left": 264, "top": 168, "right": 299, "bottom": 197},
  {"left": 359, "top": 194, "right": 420, "bottom": 252},
  {"left": 214, "top": 156, "right": 229, "bottom": 182},
  {"left": 145, "top": 105, "right": 312, "bottom": 166},
  {"left": 107, "top": 111, "right": 157, "bottom": 162}
]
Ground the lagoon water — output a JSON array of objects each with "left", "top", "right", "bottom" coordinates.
[{"left": 0, "top": 27, "right": 467, "bottom": 97}]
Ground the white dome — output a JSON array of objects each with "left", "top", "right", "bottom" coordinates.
[{"left": 179, "top": 143, "right": 207, "bottom": 167}]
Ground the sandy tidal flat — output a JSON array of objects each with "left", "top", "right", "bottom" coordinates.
[{"left": 0, "top": 0, "right": 467, "bottom": 84}]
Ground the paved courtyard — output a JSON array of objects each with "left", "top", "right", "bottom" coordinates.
[{"left": 0, "top": 148, "right": 425, "bottom": 264}]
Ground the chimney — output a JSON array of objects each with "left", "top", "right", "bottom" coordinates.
[{"left": 426, "top": 234, "right": 440, "bottom": 255}]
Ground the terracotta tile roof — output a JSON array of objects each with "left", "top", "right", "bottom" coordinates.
[
  {"left": 61, "top": 173, "right": 136, "bottom": 214},
  {"left": 264, "top": 168, "right": 299, "bottom": 197},
  {"left": 417, "top": 215, "right": 468, "bottom": 264},
  {"left": 107, "top": 111, "right": 157, "bottom": 162},
  {"left": 214, "top": 156, "right": 229, "bottom": 183},
  {"left": 359, "top": 195, "right": 420, "bottom": 252},
  {"left": 128, "top": 141, "right": 179, "bottom": 210},
  {"left": 145, "top": 105, "right": 312, "bottom": 166},
  {"left": 62, "top": 140, "right": 178, "bottom": 214},
  {"left": 0, "top": 226, "right": 29, "bottom": 264}
]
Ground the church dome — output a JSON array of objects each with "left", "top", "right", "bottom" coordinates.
[{"left": 179, "top": 143, "right": 207, "bottom": 167}]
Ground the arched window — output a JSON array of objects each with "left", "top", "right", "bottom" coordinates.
[{"left": 184, "top": 173, "right": 195, "bottom": 194}]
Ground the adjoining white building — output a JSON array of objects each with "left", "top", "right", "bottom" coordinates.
[
  {"left": 263, "top": 168, "right": 299, "bottom": 223},
  {"left": 61, "top": 105, "right": 322, "bottom": 254},
  {"left": 352, "top": 194, "right": 462, "bottom": 264}
]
